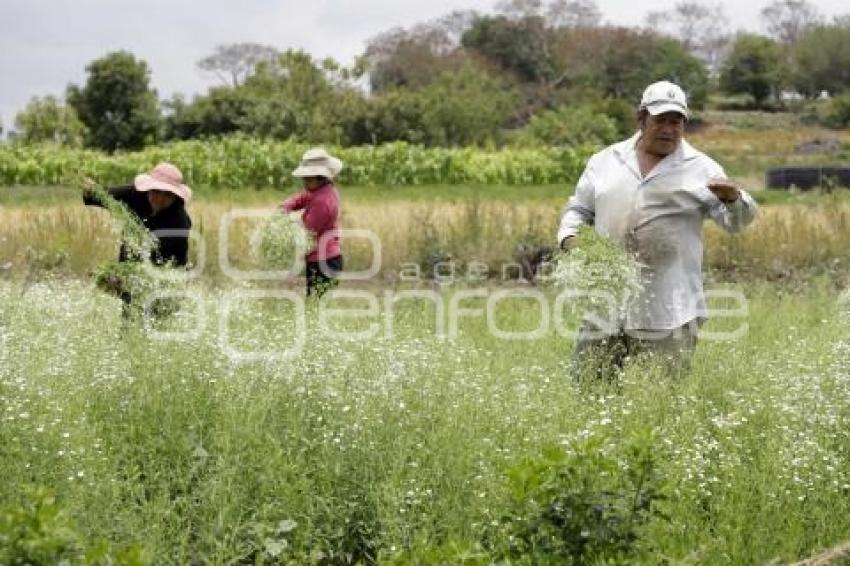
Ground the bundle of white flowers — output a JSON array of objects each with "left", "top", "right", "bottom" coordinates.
[
  {"left": 249, "top": 213, "right": 311, "bottom": 270},
  {"left": 544, "top": 226, "right": 644, "bottom": 320}
]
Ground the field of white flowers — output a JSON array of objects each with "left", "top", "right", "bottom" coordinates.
[{"left": 2, "top": 275, "right": 849, "bottom": 563}]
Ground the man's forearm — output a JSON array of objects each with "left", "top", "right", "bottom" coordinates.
[{"left": 557, "top": 205, "right": 593, "bottom": 246}]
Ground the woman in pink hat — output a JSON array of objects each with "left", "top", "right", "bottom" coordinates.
[
  {"left": 280, "top": 148, "right": 343, "bottom": 297},
  {"left": 83, "top": 162, "right": 193, "bottom": 312}
]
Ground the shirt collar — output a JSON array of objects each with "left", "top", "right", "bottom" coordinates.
[{"left": 614, "top": 132, "right": 699, "bottom": 179}]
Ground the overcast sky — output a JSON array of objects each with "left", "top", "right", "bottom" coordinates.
[{"left": 1, "top": 0, "right": 848, "bottom": 132}]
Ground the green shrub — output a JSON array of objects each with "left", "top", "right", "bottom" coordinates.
[
  {"left": 0, "top": 487, "right": 81, "bottom": 565},
  {"left": 513, "top": 104, "right": 620, "bottom": 148},
  {"left": 491, "top": 433, "right": 666, "bottom": 563},
  {"left": 0, "top": 487, "right": 148, "bottom": 565},
  {"left": 803, "top": 92, "right": 850, "bottom": 129}
]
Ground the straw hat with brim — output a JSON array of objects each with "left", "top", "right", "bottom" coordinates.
[
  {"left": 291, "top": 148, "right": 344, "bottom": 179},
  {"left": 134, "top": 162, "right": 192, "bottom": 203}
]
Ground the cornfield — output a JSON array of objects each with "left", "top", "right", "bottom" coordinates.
[{"left": 0, "top": 137, "right": 594, "bottom": 189}]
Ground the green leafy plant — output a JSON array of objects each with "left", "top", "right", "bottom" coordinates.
[
  {"left": 0, "top": 137, "right": 592, "bottom": 188},
  {"left": 93, "top": 260, "right": 185, "bottom": 318},
  {"left": 803, "top": 92, "right": 850, "bottom": 129},
  {"left": 0, "top": 487, "right": 81, "bottom": 565},
  {"left": 0, "top": 487, "right": 150, "bottom": 565},
  {"left": 493, "top": 433, "right": 666, "bottom": 563}
]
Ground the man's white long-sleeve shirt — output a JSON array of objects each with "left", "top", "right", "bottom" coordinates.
[{"left": 557, "top": 132, "right": 757, "bottom": 331}]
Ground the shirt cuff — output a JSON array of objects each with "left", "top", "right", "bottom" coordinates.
[
  {"left": 697, "top": 185, "right": 726, "bottom": 209},
  {"left": 724, "top": 194, "right": 745, "bottom": 207},
  {"left": 557, "top": 230, "right": 577, "bottom": 247}
]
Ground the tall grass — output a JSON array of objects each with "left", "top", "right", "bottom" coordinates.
[
  {"left": 1, "top": 279, "right": 849, "bottom": 562},
  {"left": 2, "top": 196, "right": 849, "bottom": 286},
  {"left": 704, "top": 196, "right": 850, "bottom": 284}
]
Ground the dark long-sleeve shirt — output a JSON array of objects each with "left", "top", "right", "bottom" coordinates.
[{"left": 83, "top": 185, "right": 192, "bottom": 267}]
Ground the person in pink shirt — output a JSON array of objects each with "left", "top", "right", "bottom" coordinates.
[{"left": 280, "top": 148, "right": 343, "bottom": 296}]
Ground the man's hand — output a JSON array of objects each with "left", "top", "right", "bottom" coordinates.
[{"left": 707, "top": 177, "right": 740, "bottom": 204}]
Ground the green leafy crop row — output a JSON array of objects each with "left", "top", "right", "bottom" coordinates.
[{"left": 0, "top": 136, "right": 593, "bottom": 189}]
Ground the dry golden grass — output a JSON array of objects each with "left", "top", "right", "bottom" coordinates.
[
  {"left": 2, "top": 196, "right": 848, "bottom": 284},
  {"left": 691, "top": 125, "right": 849, "bottom": 153},
  {"left": 705, "top": 199, "right": 850, "bottom": 281},
  {"left": 689, "top": 125, "right": 850, "bottom": 186}
]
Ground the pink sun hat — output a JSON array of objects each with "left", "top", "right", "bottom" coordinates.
[{"left": 134, "top": 162, "right": 193, "bottom": 203}]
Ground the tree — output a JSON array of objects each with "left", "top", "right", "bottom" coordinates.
[
  {"left": 434, "top": 10, "right": 481, "bottom": 45},
  {"left": 13, "top": 95, "right": 87, "bottom": 146},
  {"left": 197, "top": 43, "right": 280, "bottom": 87},
  {"left": 791, "top": 20, "right": 850, "bottom": 96},
  {"left": 547, "top": 27, "right": 709, "bottom": 107},
  {"left": 760, "top": 0, "right": 820, "bottom": 45},
  {"left": 462, "top": 14, "right": 554, "bottom": 83},
  {"left": 348, "top": 89, "right": 429, "bottom": 145},
  {"left": 350, "top": 63, "right": 517, "bottom": 146},
  {"left": 66, "top": 51, "right": 160, "bottom": 152},
  {"left": 416, "top": 62, "right": 518, "bottom": 146},
  {"left": 810, "top": 92, "right": 850, "bottom": 128},
  {"left": 546, "top": 0, "right": 602, "bottom": 28},
  {"left": 497, "top": 0, "right": 601, "bottom": 27},
  {"left": 649, "top": 38, "right": 712, "bottom": 108},
  {"left": 496, "top": 0, "right": 544, "bottom": 20},
  {"left": 462, "top": 14, "right": 707, "bottom": 113},
  {"left": 364, "top": 18, "right": 471, "bottom": 92},
  {"left": 720, "top": 34, "right": 783, "bottom": 106},
  {"left": 645, "top": 1, "right": 731, "bottom": 76},
  {"left": 164, "top": 49, "right": 368, "bottom": 144},
  {"left": 238, "top": 50, "right": 366, "bottom": 143},
  {"left": 162, "top": 88, "right": 252, "bottom": 140}
]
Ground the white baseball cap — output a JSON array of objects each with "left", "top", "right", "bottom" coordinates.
[{"left": 639, "top": 81, "right": 689, "bottom": 118}]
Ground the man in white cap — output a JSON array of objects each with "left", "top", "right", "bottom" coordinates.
[{"left": 557, "top": 80, "right": 757, "bottom": 378}]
